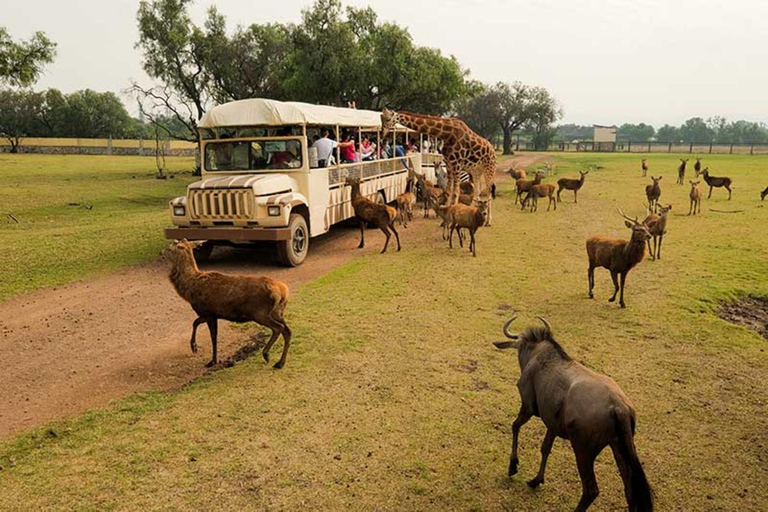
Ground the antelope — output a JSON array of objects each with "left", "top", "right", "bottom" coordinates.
[
  {"left": 689, "top": 181, "right": 702, "bottom": 215},
  {"left": 697, "top": 167, "right": 733, "bottom": 200},
  {"left": 395, "top": 178, "right": 417, "bottom": 227},
  {"left": 587, "top": 209, "right": 651, "bottom": 308},
  {"left": 693, "top": 157, "right": 701, "bottom": 175},
  {"left": 493, "top": 316, "right": 654, "bottom": 512},
  {"left": 641, "top": 158, "right": 648, "bottom": 177},
  {"left": 446, "top": 200, "right": 489, "bottom": 257},
  {"left": 346, "top": 177, "right": 401, "bottom": 253},
  {"left": 676, "top": 158, "right": 688, "bottom": 185},
  {"left": 515, "top": 171, "right": 544, "bottom": 205},
  {"left": 645, "top": 176, "right": 662, "bottom": 213},
  {"left": 642, "top": 204, "right": 671, "bottom": 261},
  {"left": 557, "top": 170, "right": 588, "bottom": 203},
  {"left": 416, "top": 173, "right": 443, "bottom": 218},
  {"left": 507, "top": 168, "right": 527, "bottom": 180},
  {"left": 523, "top": 183, "right": 557, "bottom": 212}
]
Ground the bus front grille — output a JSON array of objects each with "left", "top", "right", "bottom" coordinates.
[{"left": 189, "top": 189, "right": 254, "bottom": 220}]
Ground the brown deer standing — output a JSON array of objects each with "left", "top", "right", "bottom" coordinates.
[
  {"left": 676, "top": 158, "right": 688, "bottom": 185},
  {"left": 641, "top": 159, "right": 648, "bottom": 177},
  {"left": 395, "top": 178, "right": 417, "bottom": 228},
  {"left": 693, "top": 157, "right": 701, "bottom": 175},
  {"left": 689, "top": 181, "right": 702, "bottom": 215},
  {"left": 416, "top": 173, "right": 443, "bottom": 218},
  {"left": 493, "top": 316, "right": 654, "bottom": 512},
  {"left": 346, "top": 177, "right": 401, "bottom": 253},
  {"left": 642, "top": 204, "right": 671, "bottom": 261},
  {"left": 557, "top": 170, "right": 588, "bottom": 203},
  {"left": 165, "top": 240, "right": 292, "bottom": 368},
  {"left": 697, "top": 168, "right": 733, "bottom": 200},
  {"left": 507, "top": 168, "right": 527, "bottom": 180},
  {"left": 515, "top": 171, "right": 544, "bottom": 205},
  {"left": 523, "top": 183, "right": 557, "bottom": 212},
  {"left": 645, "top": 176, "right": 662, "bottom": 213},
  {"left": 587, "top": 209, "right": 652, "bottom": 308}
]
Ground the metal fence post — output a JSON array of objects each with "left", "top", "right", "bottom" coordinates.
[
  {"left": 668, "top": 143, "right": 672, "bottom": 153},
  {"left": 689, "top": 142, "right": 693, "bottom": 153},
  {"left": 709, "top": 142, "right": 713, "bottom": 154}
]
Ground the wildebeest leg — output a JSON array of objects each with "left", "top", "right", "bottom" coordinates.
[
  {"left": 380, "top": 226, "right": 391, "bottom": 254},
  {"left": 358, "top": 220, "right": 366, "bottom": 248},
  {"left": 390, "top": 222, "right": 401, "bottom": 251},
  {"left": 610, "top": 440, "right": 633, "bottom": 509},
  {"left": 509, "top": 408, "right": 532, "bottom": 476},
  {"left": 190, "top": 317, "right": 206, "bottom": 353},
  {"left": 574, "top": 448, "right": 600, "bottom": 512},
  {"left": 588, "top": 265, "right": 595, "bottom": 299},
  {"left": 527, "top": 429, "right": 556, "bottom": 489},
  {"left": 608, "top": 271, "right": 619, "bottom": 302},
  {"left": 205, "top": 318, "right": 218, "bottom": 367},
  {"left": 619, "top": 272, "right": 628, "bottom": 308}
]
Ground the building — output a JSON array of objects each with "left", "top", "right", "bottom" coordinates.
[{"left": 593, "top": 125, "right": 617, "bottom": 151}]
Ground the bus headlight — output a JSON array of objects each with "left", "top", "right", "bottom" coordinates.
[
  {"left": 268, "top": 205, "right": 281, "bottom": 216},
  {"left": 173, "top": 205, "right": 186, "bottom": 216}
]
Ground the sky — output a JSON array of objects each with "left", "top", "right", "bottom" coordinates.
[{"left": 4, "top": 0, "right": 768, "bottom": 126}]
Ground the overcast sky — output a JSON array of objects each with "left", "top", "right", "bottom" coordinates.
[{"left": 4, "top": 0, "right": 767, "bottom": 126}]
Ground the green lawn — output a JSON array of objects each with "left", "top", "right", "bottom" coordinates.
[
  {"left": 1, "top": 153, "right": 767, "bottom": 510},
  {"left": 0, "top": 154, "right": 195, "bottom": 302}
]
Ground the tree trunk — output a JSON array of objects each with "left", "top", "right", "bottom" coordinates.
[{"left": 502, "top": 128, "right": 512, "bottom": 155}]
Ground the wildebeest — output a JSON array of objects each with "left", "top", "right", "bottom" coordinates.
[{"left": 493, "top": 316, "right": 654, "bottom": 512}]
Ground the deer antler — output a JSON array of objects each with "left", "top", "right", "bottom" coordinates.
[{"left": 616, "top": 207, "right": 638, "bottom": 224}]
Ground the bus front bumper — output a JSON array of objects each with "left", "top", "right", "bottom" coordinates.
[{"left": 164, "top": 226, "right": 291, "bottom": 242}]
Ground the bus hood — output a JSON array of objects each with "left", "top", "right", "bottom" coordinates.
[{"left": 188, "top": 174, "right": 297, "bottom": 196}]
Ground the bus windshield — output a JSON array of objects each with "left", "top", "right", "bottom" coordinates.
[{"left": 205, "top": 139, "right": 303, "bottom": 172}]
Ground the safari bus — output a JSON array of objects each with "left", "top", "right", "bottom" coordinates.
[{"left": 164, "top": 98, "right": 441, "bottom": 266}]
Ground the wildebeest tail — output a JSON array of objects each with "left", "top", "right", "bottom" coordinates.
[{"left": 614, "top": 410, "right": 654, "bottom": 512}]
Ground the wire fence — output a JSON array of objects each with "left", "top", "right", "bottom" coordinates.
[{"left": 515, "top": 140, "right": 768, "bottom": 155}]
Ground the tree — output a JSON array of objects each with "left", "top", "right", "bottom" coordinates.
[
  {"left": 525, "top": 87, "right": 562, "bottom": 150},
  {"left": 454, "top": 81, "right": 500, "bottom": 141},
  {"left": 555, "top": 124, "right": 592, "bottom": 141},
  {"left": 679, "top": 117, "right": 713, "bottom": 143},
  {"left": 656, "top": 124, "right": 681, "bottom": 143},
  {"left": 492, "top": 81, "right": 531, "bottom": 155},
  {"left": 617, "top": 123, "right": 655, "bottom": 142},
  {"left": 0, "top": 28, "right": 56, "bottom": 87},
  {"left": 0, "top": 89, "right": 45, "bottom": 152}
]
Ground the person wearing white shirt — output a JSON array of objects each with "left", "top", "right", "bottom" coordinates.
[{"left": 313, "top": 129, "right": 338, "bottom": 167}]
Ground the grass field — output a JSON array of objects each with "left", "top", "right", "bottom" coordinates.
[
  {"left": 0, "top": 154, "right": 196, "bottom": 302},
  {"left": 1, "top": 153, "right": 767, "bottom": 510}
]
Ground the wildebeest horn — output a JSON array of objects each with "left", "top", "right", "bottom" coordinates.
[
  {"left": 493, "top": 340, "right": 518, "bottom": 350},
  {"left": 502, "top": 316, "right": 519, "bottom": 339},
  {"left": 537, "top": 316, "right": 552, "bottom": 332}
]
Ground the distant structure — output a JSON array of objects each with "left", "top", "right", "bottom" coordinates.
[{"left": 593, "top": 124, "right": 617, "bottom": 151}]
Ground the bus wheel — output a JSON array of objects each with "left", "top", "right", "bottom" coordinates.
[
  {"left": 193, "top": 241, "right": 214, "bottom": 262},
  {"left": 276, "top": 213, "right": 309, "bottom": 267},
  {"left": 376, "top": 191, "right": 386, "bottom": 205}
]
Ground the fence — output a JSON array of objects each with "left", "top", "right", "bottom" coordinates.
[
  {"left": 515, "top": 140, "right": 768, "bottom": 155},
  {"left": 0, "top": 137, "right": 198, "bottom": 157}
]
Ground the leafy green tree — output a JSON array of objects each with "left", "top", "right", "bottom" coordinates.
[
  {"left": 555, "top": 124, "right": 592, "bottom": 141},
  {"left": 0, "top": 28, "right": 56, "bottom": 87},
  {"left": 525, "top": 87, "right": 562, "bottom": 150},
  {"left": 617, "top": 123, "right": 655, "bottom": 142},
  {"left": 454, "top": 81, "right": 500, "bottom": 141},
  {"left": 656, "top": 124, "right": 681, "bottom": 143},
  {"left": 492, "top": 81, "right": 531, "bottom": 155},
  {"left": 0, "top": 89, "right": 46, "bottom": 152},
  {"left": 679, "top": 117, "right": 713, "bottom": 143}
]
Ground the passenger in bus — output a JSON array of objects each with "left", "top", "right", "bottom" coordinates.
[
  {"left": 339, "top": 132, "right": 357, "bottom": 163},
  {"left": 314, "top": 128, "right": 337, "bottom": 167},
  {"left": 360, "top": 135, "right": 375, "bottom": 161},
  {"left": 407, "top": 138, "right": 419, "bottom": 154},
  {"left": 268, "top": 142, "right": 300, "bottom": 169}
]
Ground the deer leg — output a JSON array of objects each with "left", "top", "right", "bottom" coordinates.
[
  {"left": 646, "top": 238, "right": 654, "bottom": 261},
  {"left": 574, "top": 448, "right": 600, "bottom": 512},
  {"left": 358, "top": 220, "right": 366, "bottom": 249},
  {"left": 448, "top": 224, "right": 455, "bottom": 248},
  {"left": 390, "top": 221, "right": 401, "bottom": 251},
  {"left": 727, "top": 185, "right": 732, "bottom": 200},
  {"left": 619, "top": 272, "right": 628, "bottom": 308},
  {"left": 380, "top": 226, "right": 391, "bottom": 254},
  {"left": 588, "top": 265, "right": 596, "bottom": 298},
  {"left": 708, "top": 186, "right": 712, "bottom": 199},
  {"left": 657, "top": 235, "right": 663, "bottom": 260},
  {"left": 557, "top": 187, "right": 562, "bottom": 202},
  {"left": 527, "top": 428, "right": 556, "bottom": 489},
  {"left": 190, "top": 317, "right": 206, "bottom": 353},
  {"left": 205, "top": 318, "right": 218, "bottom": 367},
  {"left": 574, "top": 189, "right": 578, "bottom": 203},
  {"left": 471, "top": 230, "right": 477, "bottom": 257},
  {"left": 608, "top": 271, "right": 619, "bottom": 302},
  {"left": 274, "top": 320, "right": 291, "bottom": 369},
  {"left": 688, "top": 199, "right": 693, "bottom": 215},
  {"left": 261, "top": 328, "right": 280, "bottom": 363},
  {"left": 509, "top": 408, "right": 532, "bottom": 477},
  {"left": 552, "top": 194, "right": 556, "bottom": 211},
  {"left": 610, "top": 440, "right": 634, "bottom": 509}
]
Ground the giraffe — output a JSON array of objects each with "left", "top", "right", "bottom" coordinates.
[{"left": 381, "top": 108, "right": 497, "bottom": 226}]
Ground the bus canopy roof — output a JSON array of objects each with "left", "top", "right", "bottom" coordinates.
[{"left": 199, "top": 98, "right": 410, "bottom": 130}]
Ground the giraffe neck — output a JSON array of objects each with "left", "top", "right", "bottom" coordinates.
[{"left": 395, "top": 112, "right": 460, "bottom": 143}]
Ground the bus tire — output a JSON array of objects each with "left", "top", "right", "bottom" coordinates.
[
  {"left": 376, "top": 191, "right": 386, "bottom": 205},
  {"left": 193, "top": 241, "right": 214, "bottom": 262},
  {"left": 276, "top": 213, "right": 309, "bottom": 267}
]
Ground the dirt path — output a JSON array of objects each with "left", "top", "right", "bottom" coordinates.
[{"left": 0, "top": 155, "right": 539, "bottom": 438}]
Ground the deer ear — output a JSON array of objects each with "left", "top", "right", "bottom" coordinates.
[{"left": 624, "top": 220, "right": 634, "bottom": 229}]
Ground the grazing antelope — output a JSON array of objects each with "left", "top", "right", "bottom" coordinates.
[
  {"left": 642, "top": 204, "right": 671, "bottom": 261},
  {"left": 346, "top": 177, "right": 401, "bottom": 253},
  {"left": 645, "top": 176, "right": 662, "bottom": 213},
  {"left": 507, "top": 168, "right": 527, "bottom": 180},
  {"left": 676, "top": 158, "right": 689, "bottom": 185},
  {"left": 641, "top": 158, "right": 648, "bottom": 177},
  {"left": 761, "top": 185, "right": 768, "bottom": 201},
  {"left": 587, "top": 209, "right": 651, "bottom": 308},
  {"left": 693, "top": 157, "right": 701, "bottom": 175},
  {"left": 557, "top": 170, "right": 588, "bottom": 203},
  {"left": 416, "top": 173, "right": 443, "bottom": 218},
  {"left": 493, "top": 316, "right": 654, "bottom": 512},
  {"left": 395, "top": 178, "right": 417, "bottom": 227},
  {"left": 689, "top": 181, "right": 702, "bottom": 215},
  {"left": 697, "top": 167, "right": 733, "bottom": 200},
  {"left": 522, "top": 183, "right": 557, "bottom": 212},
  {"left": 515, "top": 170, "right": 545, "bottom": 205}
]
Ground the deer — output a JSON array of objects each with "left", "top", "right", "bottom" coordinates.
[
  {"left": 416, "top": 173, "right": 443, "bottom": 218},
  {"left": 507, "top": 168, "right": 527, "bottom": 180},
  {"left": 697, "top": 167, "right": 733, "bottom": 200},
  {"left": 689, "top": 181, "right": 702, "bottom": 215},
  {"left": 693, "top": 157, "right": 701, "bottom": 176},
  {"left": 522, "top": 183, "right": 557, "bottom": 212},
  {"left": 676, "top": 158, "right": 689, "bottom": 185},
  {"left": 645, "top": 176, "right": 662, "bottom": 213},
  {"left": 515, "top": 170, "right": 545, "bottom": 205},
  {"left": 641, "top": 158, "right": 648, "bottom": 177},
  {"left": 395, "top": 178, "right": 417, "bottom": 228},
  {"left": 346, "top": 177, "right": 401, "bottom": 253},
  {"left": 493, "top": 316, "right": 654, "bottom": 512},
  {"left": 761, "top": 185, "right": 768, "bottom": 201},
  {"left": 587, "top": 208, "right": 652, "bottom": 308},
  {"left": 557, "top": 170, "right": 589, "bottom": 203},
  {"left": 446, "top": 200, "right": 489, "bottom": 257},
  {"left": 642, "top": 204, "right": 672, "bottom": 261},
  {"left": 165, "top": 239, "right": 292, "bottom": 368}
]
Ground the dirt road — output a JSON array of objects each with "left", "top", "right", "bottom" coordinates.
[{"left": 0, "top": 156, "right": 535, "bottom": 438}]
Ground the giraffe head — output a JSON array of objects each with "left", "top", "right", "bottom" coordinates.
[{"left": 381, "top": 107, "right": 399, "bottom": 138}]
